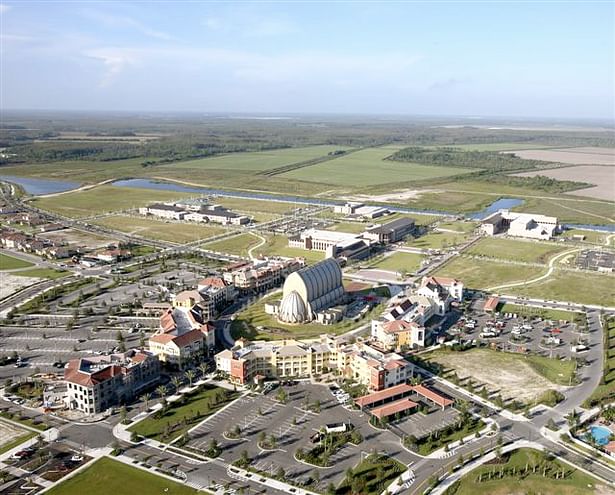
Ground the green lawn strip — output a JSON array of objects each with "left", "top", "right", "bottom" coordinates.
[
  {"left": 334, "top": 454, "right": 406, "bottom": 495},
  {"left": 367, "top": 252, "right": 425, "bottom": 273},
  {"left": 12, "top": 268, "right": 69, "bottom": 279},
  {"left": 410, "top": 417, "right": 484, "bottom": 456},
  {"left": 434, "top": 257, "right": 541, "bottom": 289},
  {"left": 560, "top": 229, "right": 609, "bottom": 245},
  {"left": 497, "top": 303, "right": 583, "bottom": 323},
  {"left": 202, "top": 233, "right": 260, "bottom": 257},
  {"left": 45, "top": 456, "right": 199, "bottom": 495},
  {"left": 32, "top": 185, "right": 193, "bottom": 218},
  {"left": 0, "top": 430, "right": 37, "bottom": 455},
  {"left": 524, "top": 354, "right": 577, "bottom": 386},
  {"left": 256, "top": 235, "right": 325, "bottom": 263},
  {"left": 448, "top": 448, "right": 603, "bottom": 495},
  {"left": 407, "top": 231, "right": 471, "bottom": 249},
  {"left": 465, "top": 238, "right": 567, "bottom": 264},
  {"left": 435, "top": 220, "right": 478, "bottom": 233},
  {"left": 128, "top": 385, "right": 238, "bottom": 443},
  {"left": 585, "top": 317, "right": 615, "bottom": 407},
  {"left": 231, "top": 294, "right": 384, "bottom": 341},
  {"left": 0, "top": 411, "right": 50, "bottom": 431},
  {"left": 210, "top": 196, "right": 296, "bottom": 215},
  {"left": 328, "top": 221, "right": 370, "bottom": 234},
  {"left": 93, "top": 215, "right": 229, "bottom": 243},
  {"left": 384, "top": 213, "right": 442, "bottom": 226},
  {"left": 506, "top": 269, "right": 615, "bottom": 307},
  {"left": 0, "top": 253, "right": 34, "bottom": 270}
]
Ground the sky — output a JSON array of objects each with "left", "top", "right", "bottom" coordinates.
[{"left": 0, "top": 1, "right": 613, "bottom": 119}]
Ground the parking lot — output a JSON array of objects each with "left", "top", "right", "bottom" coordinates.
[
  {"left": 443, "top": 302, "right": 588, "bottom": 361},
  {"left": 186, "top": 382, "right": 415, "bottom": 491}
]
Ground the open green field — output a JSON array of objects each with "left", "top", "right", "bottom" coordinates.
[
  {"left": 407, "top": 231, "right": 472, "bottom": 250},
  {"left": 407, "top": 189, "right": 494, "bottom": 213},
  {"left": 231, "top": 294, "right": 383, "bottom": 340},
  {"left": 438, "top": 143, "right": 561, "bottom": 152},
  {"left": 0, "top": 253, "right": 34, "bottom": 270},
  {"left": 203, "top": 233, "right": 259, "bottom": 257},
  {"left": 211, "top": 196, "right": 296, "bottom": 215},
  {"left": 257, "top": 235, "right": 325, "bottom": 263},
  {"left": 379, "top": 212, "right": 442, "bottom": 227},
  {"left": 434, "top": 257, "right": 542, "bottom": 290},
  {"left": 449, "top": 448, "right": 603, "bottom": 495},
  {"left": 466, "top": 237, "right": 567, "bottom": 264},
  {"left": 94, "top": 215, "right": 229, "bottom": 243},
  {"left": 507, "top": 269, "right": 615, "bottom": 307},
  {"left": 12, "top": 268, "right": 69, "bottom": 279},
  {"left": 129, "top": 385, "right": 238, "bottom": 442},
  {"left": 498, "top": 303, "right": 582, "bottom": 323},
  {"left": 45, "top": 457, "right": 199, "bottom": 495},
  {"left": 436, "top": 220, "right": 478, "bottom": 233},
  {"left": 517, "top": 196, "right": 615, "bottom": 225},
  {"left": 328, "top": 221, "right": 370, "bottom": 234},
  {"left": 282, "top": 147, "right": 476, "bottom": 187},
  {"left": 171, "top": 145, "right": 351, "bottom": 171},
  {"left": 334, "top": 454, "right": 405, "bottom": 495},
  {"left": 367, "top": 252, "right": 425, "bottom": 273},
  {"left": 560, "top": 228, "right": 611, "bottom": 245},
  {"left": 31, "top": 185, "right": 192, "bottom": 218}
]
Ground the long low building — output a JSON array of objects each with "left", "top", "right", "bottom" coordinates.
[
  {"left": 288, "top": 229, "right": 371, "bottom": 259},
  {"left": 363, "top": 217, "right": 416, "bottom": 244},
  {"left": 481, "top": 209, "right": 559, "bottom": 240},
  {"left": 355, "top": 383, "right": 453, "bottom": 414}
]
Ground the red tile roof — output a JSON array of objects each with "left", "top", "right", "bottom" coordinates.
[
  {"left": 371, "top": 398, "right": 418, "bottom": 419},
  {"left": 484, "top": 296, "right": 499, "bottom": 312},
  {"left": 381, "top": 320, "right": 418, "bottom": 334},
  {"left": 199, "top": 277, "right": 227, "bottom": 289},
  {"left": 355, "top": 383, "right": 414, "bottom": 408},
  {"left": 411, "top": 384, "right": 453, "bottom": 408}
]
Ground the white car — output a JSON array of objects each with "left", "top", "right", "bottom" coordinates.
[{"left": 70, "top": 454, "right": 84, "bottom": 462}]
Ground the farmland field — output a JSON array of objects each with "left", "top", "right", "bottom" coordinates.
[
  {"left": 510, "top": 147, "right": 615, "bottom": 165},
  {"left": 93, "top": 215, "right": 229, "bottom": 243},
  {"left": 31, "top": 185, "right": 192, "bottom": 218},
  {"left": 434, "top": 257, "right": 541, "bottom": 289},
  {"left": 170, "top": 145, "right": 352, "bottom": 171},
  {"left": 515, "top": 165, "right": 615, "bottom": 201},
  {"left": 281, "top": 147, "right": 476, "bottom": 186},
  {"left": 466, "top": 238, "right": 566, "bottom": 264}
]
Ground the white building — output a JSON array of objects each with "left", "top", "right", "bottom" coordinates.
[
  {"left": 288, "top": 229, "right": 371, "bottom": 259},
  {"left": 480, "top": 209, "right": 559, "bottom": 240},
  {"left": 417, "top": 276, "right": 463, "bottom": 316}
]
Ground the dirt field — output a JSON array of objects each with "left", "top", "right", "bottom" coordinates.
[
  {"left": 0, "top": 273, "right": 43, "bottom": 300},
  {"left": 38, "top": 228, "right": 119, "bottom": 250},
  {"left": 0, "top": 419, "right": 31, "bottom": 450},
  {"left": 509, "top": 147, "right": 615, "bottom": 165},
  {"left": 426, "top": 349, "right": 566, "bottom": 402},
  {"left": 514, "top": 165, "right": 615, "bottom": 201}
]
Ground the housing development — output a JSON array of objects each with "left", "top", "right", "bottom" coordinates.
[{"left": 0, "top": 2, "right": 614, "bottom": 495}]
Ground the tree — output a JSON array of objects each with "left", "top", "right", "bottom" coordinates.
[
  {"left": 276, "top": 388, "right": 288, "bottom": 404},
  {"left": 275, "top": 466, "right": 285, "bottom": 479},
  {"left": 198, "top": 363, "right": 208, "bottom": 378},
  {"left": 185, "top": 369, "right": 196, "bottom": 387},
  {"left": 326, "top": 483, "right": 337, "bottom": 495},
  {"left": 156, "top": 384, "right": 167, "bottom": 405},
  {"left": 233, "top": 425, "right": 241, "bottom": 438},
  {"left": 171, "top": 376, "right": 182, "bottom": 394},
  {"left": 119, "top": 405, "right": 127, "bottom": 423},
  {"left": 258, "top": 431, "right": 266, "bottom": 446},
  {"left": 239, "top": 449, "right": 250, "bottom": 467},
  {"left": 141, "top": 393, "right": 152, "bottom": 411}
]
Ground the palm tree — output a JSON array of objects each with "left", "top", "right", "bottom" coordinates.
[
  {"left": 171, "top": 376, "right": 182, "bottom": 394},
  {"left": 141, "top": 392, "right": 151, "bottom": 411},
  {"left": 185, "top": 370, "right": 196, "bottom": 388},
  {"left": 156, "top": 384, "right": 167, "bottom": 403},
  {"left": 198, "top": 363, "right": 208, "bottom": 379}
]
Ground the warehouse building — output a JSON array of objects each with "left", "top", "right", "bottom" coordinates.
[{"left": 363, "top": 217, "right": 416, "bottom": 244}]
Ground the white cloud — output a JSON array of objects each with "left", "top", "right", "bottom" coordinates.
[
  {"left": 0, "top": 3, "right": 11, "bottom": 14},
  {"left": 84, "top": 48, "right": 138, "bottom": 87},
  {"left": 81, "top": 9, "right": 174, "bottom": 41}
]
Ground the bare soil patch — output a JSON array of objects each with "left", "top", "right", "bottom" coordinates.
[
  {"left": 347, "top": 188, "right": 437, "bottom": 203},
  {"left": 509, "top": 147, "right": 615, "bottom": 165},
  {"left": 514, "top": 165, "right": 615, "bottom": 201},
  {"left": 0, "top": 273, "right": 43, "bottom": 300},
  {"left": 38, "top": 228, "right": 119, "bottom": 250},
  {"left": 426, "top": 349, "right": 566, "bottom": 402}
]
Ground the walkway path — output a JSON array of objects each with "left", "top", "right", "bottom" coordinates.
[
  {"left": 246, "top": 231, "right": 267, "bottom": 261},
  {"left": 486, "top": 247, "right": 580, "bottom": 292}
]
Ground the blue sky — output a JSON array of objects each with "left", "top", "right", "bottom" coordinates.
[{"left": 1, "top": 1, "right": 613, "bottom": 118}]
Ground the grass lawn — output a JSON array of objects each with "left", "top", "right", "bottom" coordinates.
[
  {"left": 449, "top": 448, "right": 604, "bottom": 495},
  {"left": 0, "top": 430, "right": 36, "bottom": 455},
  {"left": 415, "top": 418, "right": 484, "bottom": 456},
  {"left": 466, "top": 237, "right": 567, "bottom": 264},
  {"left": 434, "top": 257, "right": 541, "bottom": 290},
  {"left": 129, "top": 385, "right": 238, "bottom": 443},
  {"left": 507, "top": 269, "right": 615, "bottom": 307},
  {"left": 211, "top": 196, "right": 296, "bottom": 215},
  {"left": 328, "top": 221, "right": 370, "bottom": 234},
  {"left": 0, "top": 253, "right": 34, "bottom": 270},
  {"left": 524, "top": 354, "right": 578, "bottom": 386},
  {"left": 367, "top": 252, "right": 425, "bottom": 274},
  {"left": 585, "top": 316, "right": 615, "bottom": 407},
  {"left": 334, "top": 454, "right": 405, "bottom": 495},
  {"left": 31, "top": 185, "right": 192, "bottom": 218},
  {"left": 93, "top": 215, "right": 229, "bottom": 243},
  {"left": 45, "top": 457, "right": 199, "bottom": 495},
  {"left": 12, "top": 268, "right": 69, "bottom": 279},
  {"left": 436, "top": 220, "right": 479, "bottom": 233},
  {"left": 560, "top": 228, "right": 610, "bottom": 245},
  {"left": 407, "top": 231, "right": 472, "bottom": 250},
  {"left": 203, "top": 233, "right": 260, "bottom": 257},
  {"left": 517, "top": 196, "right": 615, "bottom": 226},
  {"left": 231, "top": 294, "right": 384, "bottom": 340},
  {"left": 383, "top": 213, "right": 442, "bottom": 226},
  {"left": 171, "top": 145, "right": 351, "bottom": 172},
  {"left": 497, "top": 303, "right": 583, "bottom": 323},
  {"left": 282, "top": 147, "right": 475, "bottom": 187},
  {"left": 257, "top": 235, "right": 325, "bottom": 263}
]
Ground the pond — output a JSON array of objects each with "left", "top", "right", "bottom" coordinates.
[
  {"left": 468, "top": 197, "right": 525, "bottom": 220},
  {"left": 0, "top": 175, "right": 80, "bottom": 195}
]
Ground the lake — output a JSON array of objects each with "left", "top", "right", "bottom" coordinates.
[{"left": 0, "top": 175, "right": 80, "bottom": 195}]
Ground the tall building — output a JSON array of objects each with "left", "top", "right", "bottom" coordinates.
[{"left": 64, "top": 350, "right": 160, "bottom": 414}]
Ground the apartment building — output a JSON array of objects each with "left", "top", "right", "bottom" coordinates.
[
  {"left": 138, "top": 203, "right": 186, "bottom": 220},
  {"left": 64, "top": 350, "right": 160, "bottom": 414},
  {"left": 417, "top": 276, "right": 463, "bottom": 316},
  {"left": 222, "top": 258, "right": 305, "bottom": 293}
]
